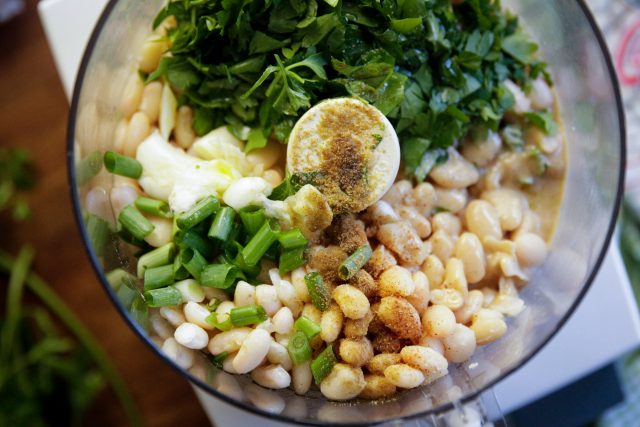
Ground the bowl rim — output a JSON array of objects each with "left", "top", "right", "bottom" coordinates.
[{"left": 66, "top": 1, "right": 627, "bottom": 425}]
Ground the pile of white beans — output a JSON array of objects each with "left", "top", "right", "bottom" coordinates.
[{"left": 93, "top": 17, "right": 562, "bottom": 403}]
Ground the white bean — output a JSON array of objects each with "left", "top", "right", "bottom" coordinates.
[
  {"left": 454, "top": 233, "right": 486, "bottom": 284},
  {"left": 368, "top": 200, "right": 401, "bottom": 224},
  {"left": 367, "top": 353, "right": 403, "bottom": 374},
  {"left": 465, "top": 200, "right": 502, "bottom": 241},
  {"left": 222, "top": 352, "right": 240, "bottom": 374},
  {"left": 461, "top": 130, "right": 502, "bottom": 167},
  {"left": 175, "top": 105, "right": 196, "bottom": 149},
  {"left": 120, "top": 73, "right": 143, "bottom": 119},
  {"left": 453, "top": 290, "right": 484, "bottom": 325},
  {"left": 434, "top": 187, "right": 468, "bottom": 213},
  {"left": 333, "top": 285, "right": 370, "bottom": 320},
  {"left": 272, "top": 307, "right": 294, "bottom": 335},
  {"left": 124, "top": 111, "right": 151, "bottom": 157},
  {"left": 429, "top": 148, "right": 479, "bottom": 189},
  {"left": 431, "top": 212, "right": 462, "bottom": 237},
  {"left": 442, "top": 258, "right": 468, "bottom": 297},
  {"left": 429, "top": 230, "right": 455, "bottom": 265},
  {"left": 263, "top": 168, "right": 283, "bottom": 187},
  {"left": 515, "top": 233, "right": 548, "bottom": 267},
  {"left": 397, "top": 205, "right": 432, "bottom": 239},
  {"left": 442, "top": 324, "right": 476, "bottom": 363},
  {"left": 207, "top": 327, "right": 251, "bottom": 355},
  {"left": 162, "top": 337, "right": 194, "bottom": 369},
  {"left": 159, "top": 306, "right": 185, "bottom": 327},
  {"left": 174, "top": 323, "right": 210, "bottom": 350},
  {"left": 429, "top": 288, "right": 464, "bottom": 310},
  {"left": 530, "top": 77, "right": 554, "bottom": 110},
  {"left": 292, "top": 361, "right": 313, "bottom": 395},
  {"left": 413, "top": 182, "right": 438, "bottom": 217},
  {"left": 422, "top": 305, "right": 456, "bottom": 338},
  {"left": 301, "top": 303, "right": 322, "bottom": 324},
  {"left": 251, "top": 365, "right": 291, "bottom": 389},
  {"left": 320, "top": 304, "right": 344, "bottom": 343},
  {"left": 419, "top": 336, "right": 445, "bottom": 355},
  {"left": 114, "top": 118, "right": 128, "bottom": 154},
  {"left": 203, "top": 287, "right": 230, "bottom": 302},
  {"left": 339, "top": 337, "right": 374, "bottom": 367},
  {"left": 470, "top": 309, "right": 507, "bottom": 345},
  {"left": 246, "top": 140, "right": 283, "bottom": 170},
  {"left": 320, "top": 364, "right": 366, "bottom": 400},
  {"left": 482, "top": 189, "right": 526, "bottom": 232},
  {"left": 379, "top": 265, "right": 415, "bottom": 297},
  {"left": 267, "top": 341, "right": 292, "bottom": 371},
  {"left": 384, "top": 364, "right": 425, "bottom": 389},
  {"left": 256, "top": 284, "right": 282, "bottom": 316},
  {"left": 382, "top": 180, "right": 414, "bottom": 206},
  {"left": 274, "top": 278, "right": 303, "bottom": 317},
  {"left": 234, "top": 281, "right": 256, "bottom": 307},
  {"left": 184, "top": 301, "right": 214, "bottom": 330},
  {"left": 421, "top": 255, "right": 445, "bottom": 288},
  {"left": 138, "top": 36, "right": 168, "bottom": 73},
  {"left": 407, "top": 271, "right": 430, "bottom": 315},
  {"left": 139, "top": 81, "right": 162, "bottom": 123},
  {"left": 216, "top": 301, "right": 236, "bottom": 322},
  {"left": 233, "top": 328, "right": 272, "bottom": 374},
  {"left": 400, "top": 345, "right": 448, "bottom": 379},
  {"left": 291, "top": 267, "right": 311, "bottom": 303}
]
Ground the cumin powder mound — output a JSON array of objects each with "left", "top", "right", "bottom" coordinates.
[{"left": 312, "top": 101, "right": 382, "bottom": 214}]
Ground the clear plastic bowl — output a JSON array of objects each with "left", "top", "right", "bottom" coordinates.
[{"left": 67, "top": 0, "right": 625, "bottom": 425}]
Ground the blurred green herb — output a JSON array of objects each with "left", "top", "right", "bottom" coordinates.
[
  {"left": 0, "top": 149, "right": 142, "bottom": 426},
  {"left": 0, "top": 148, "right": 35, "bottom": 221},
  {"left": 150, "top": 0, "right": 549, "bottom": 179},
  {"left": 620, "top": 203, "right": 640, "bottom": 305}
]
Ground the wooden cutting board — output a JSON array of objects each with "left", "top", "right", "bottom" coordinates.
[{"left": 0, "top": 1, "right": 209, "bottom": 425}]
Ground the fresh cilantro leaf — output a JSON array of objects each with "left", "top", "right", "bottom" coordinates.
[
  {"left": 245, "top": 128, "right": 269, "bottom": 153},
  {"left": 524, "top": 111, "right": 558, "bottom": 135},
  {"left": 391, "top": 18, "right": 423, "bottom": 34},
  {"left": 502, "top": 33, "right": 538, "bottom": 64},
  {"left": 250, "top": 32, "right": 289, "bottom": 54}
]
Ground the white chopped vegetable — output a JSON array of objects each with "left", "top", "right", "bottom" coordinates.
[
  {"left": 159, "top": 84, "right": 177, "bottom": 140},
  {"left": 136, "top": 131, "right": 241, "bottom": 212},
  {"left": 222, "top": 177, "right": 273, "bottom": 211},
  {"left": 189, "top": 127, "right": 253, "bottom": 175}
]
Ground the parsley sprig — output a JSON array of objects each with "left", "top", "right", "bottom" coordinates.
[{"left": 150, "top": 0, "right": 549, "bottom": 179}]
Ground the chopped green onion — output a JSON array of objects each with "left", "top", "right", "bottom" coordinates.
[
  {"left": 175, "top": 229, "right": 215, "bottom": 259},
  {"left": 279, "top": 246, "right": 306, "bottom": 274},
  {"left": 118, "top": 205, "right": 155, "bottom": 240},
  {"left": 201, "top": 263, "right": 245, "bottom": 289},
  {"left": 205, "top": 312, "right": 233, "bottom": 331},
  {"left": 86, "top": 213, "right": 111, "bottom": 257},
  {"left": 176, "top": 196, "right": 220, "bottom": 230},
  {"left": 208, "top": 207, "right": 236, "bottom": 241},
  {"left": 115, "top": 280, "right": 139, "bottom": 309},
  {"left": 144, "top": 286, "right": 181, "bottom": 307},
  {"left": 135, "top": 197, "right": 173, "bottom": 218},
  {"left": 305, "top": 272, "right": 330, "bottom": 311},
  {"left": 180, "top": 248, "right": 207, "bottom": 281},
  {"left": 239, "top": 207, "right": 266, "bottom": 236},
  {"left": 294, "top": 316, "right": 321, "bottom": 339},
  {"left": 173, "top": 255, "right": 191, "bottom": 280},
  {"left": 242, "top": 221, "right": 278, "bottom": 267},
  {"left": 311, "top": 345, "right": 337, "bottom": 384},
  {"left": 209, "top": 351, "right": 229, "bottom": 369},
  {"left": 278, "top": 229, "right": 308, "bottom": 249},
  {"left": 143, "top": 264, "right": 175, "bottom": 290},
  {"left": 287, "top": 330, "right": 312, "bottom": 365},
  {"left": 104, "top": 151, "right": 143, "bottom": 179},
  {"left": 137, "top": 242, "right": 176, "bottom": 278},
  {"left": 229, "top": 304, "right": 267, "bottom": 326},
  {"left": 338, "top": 244, "right": 373, "bottom": 280},
  {"left": 76, "top": 151, "right": 103, "bottom": 186}
]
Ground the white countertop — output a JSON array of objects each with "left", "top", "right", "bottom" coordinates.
[{"left": 38, "top": 0, "right": 640, "bottom": 420}]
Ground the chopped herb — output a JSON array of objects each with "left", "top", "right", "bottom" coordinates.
[{"left": 152, "top": 0, "right": 548, "bottom": 179}]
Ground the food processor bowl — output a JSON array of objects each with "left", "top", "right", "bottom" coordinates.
[{"left": 67, "top": 0, "right": 625, "bottom": 425}]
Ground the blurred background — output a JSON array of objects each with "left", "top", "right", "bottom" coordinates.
[{"left": 1, "top": 0, "right": 640, "bottom": 426}]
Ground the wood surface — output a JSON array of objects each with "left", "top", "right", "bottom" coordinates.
[{"left": 0, "top": 1, "right": 210, "bottom": 425}]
